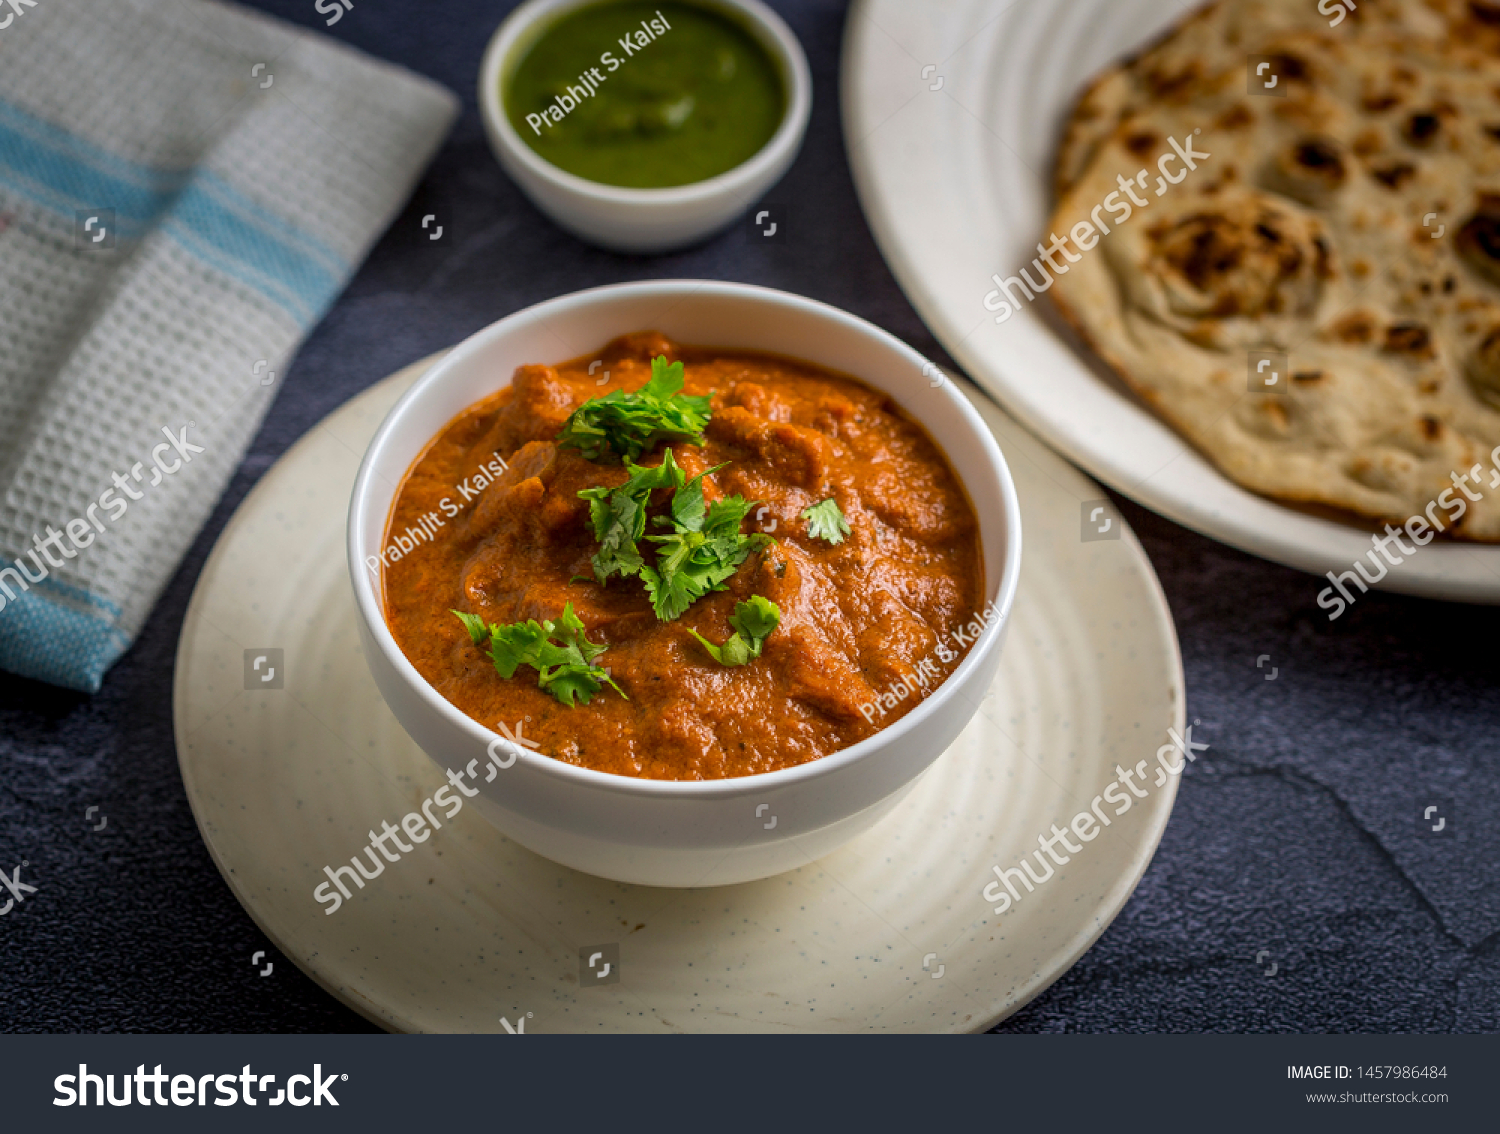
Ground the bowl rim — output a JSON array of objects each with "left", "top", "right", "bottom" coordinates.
[
  {"left": 478, "top": 0, "right": 813, "bottom": 205},
  {"left": 347, "top": 280, "right": 1024, "bottom": 799}
]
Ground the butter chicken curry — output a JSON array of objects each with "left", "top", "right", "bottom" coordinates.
[{"left": 382, "top": 332, "right": 983, "bottom": 780}]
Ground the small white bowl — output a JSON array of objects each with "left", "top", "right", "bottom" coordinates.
[
  {"left": 348, "top": 281, "right": 1022, "bottom": 887},
  {"left": 479, "top": 0, "right": 812, "bottom": 253}
]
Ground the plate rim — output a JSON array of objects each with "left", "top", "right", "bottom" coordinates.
[{"left": 171, "top": 353, "right": 448, "bottom": 1033}]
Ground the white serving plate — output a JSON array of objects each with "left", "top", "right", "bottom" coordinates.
[
  {"left": 842, "top": 0, "right": 1500, "bottom": 603},
  {"left": 172, "top": 352, "right": 1183, "bottom": 1032}
]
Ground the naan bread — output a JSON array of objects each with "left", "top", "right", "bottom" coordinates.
[{"left": 1047, "top": 0, "right": 1500, "bottom": 540}]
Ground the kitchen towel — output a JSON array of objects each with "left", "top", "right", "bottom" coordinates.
[{"left": 0, "top": 0, "right": 458, "bottom": 691}]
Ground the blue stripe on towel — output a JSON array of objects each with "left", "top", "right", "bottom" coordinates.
[
  {"left": 163, "top": 195, "right": 330, "bottom": 322},
  {"left": 0, "top": 585, "right": 130, "bottom": 693},
  {"left": 0, "top": 99, "right": 348, "bottom": 320},
  {"left": 0, "top": 100, "right": 186, "bottom": 191},
  {"left": 196, "top": 171, "right": 346, "bottom": 280}
]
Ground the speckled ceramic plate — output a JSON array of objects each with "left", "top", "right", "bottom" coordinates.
[
  {"left": 172, "top": 352, "right": 1183, "bottom": 1033},
  {"left": 843, "top": 0, "right": 1500, "bottom": 602}
]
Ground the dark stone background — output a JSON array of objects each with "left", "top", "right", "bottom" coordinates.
[{"left": 1, "top": 0, "right": 1495, "bottom": 1032}]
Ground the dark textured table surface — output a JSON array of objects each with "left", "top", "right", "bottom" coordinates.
[{"left": 2, "top": 0, "right": 1496, "bottom": 1033}]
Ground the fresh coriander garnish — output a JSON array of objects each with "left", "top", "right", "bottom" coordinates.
[
  {"left": 577, "top": 448, "right": 688, "bottom": 584},
  {"left": 642, "top": 471, "right": 772, "bottom": 621},
  {"left": 801, "top": 497, "right": 850, "bottom": 545},
  {"left": 577, "top": 448, "right": 772, "bottom": 621},
  {"left": 691, "top": 596, "right": 781, "bottom": 666},
  {"left": 556, "top": 355, "right": 713, "bottom": 463},
  {"left": 453, "top": 610, "right": 491, "bottom": 645},
  {"left": 451, "top": 604, "right": 626, "bottom": 707}
]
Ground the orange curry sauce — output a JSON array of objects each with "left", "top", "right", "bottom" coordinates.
[{"left": 382, "top": 333, "right": 983, "bottom": 780}]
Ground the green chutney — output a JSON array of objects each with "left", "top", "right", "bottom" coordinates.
[{"left": 505, "top": 2, "right": 785, "bottom": 189}]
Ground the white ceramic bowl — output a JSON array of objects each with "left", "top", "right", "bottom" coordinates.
[
  {"left": 479, "top": 0, "right": 812, "bottom": 253},
  {"left": 348, "top": 281, "right": 1022, "bottom": 887}
]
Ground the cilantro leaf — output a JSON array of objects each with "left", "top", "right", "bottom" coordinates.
[
  {"left": 642, "top": 529, "right": 771, "bottom": 621},
  {"left": 643, "top": 473, "right": 771, "bottom": 621},
  {"left": 452, "top": 609, "right": 491, "bottom": 646},
  {"left": 667, "top": 462, "right": 714, "bottom": 531},
  {"left": 547, "top": 665, "right": 622, "bottom": 707},
  {"left": 554, "top": 603, "right": 608, "bottom": 666},
  {"left": 730, "top": 594, "right": 781, "bottom": 641},
  {"left": 579, "top": 487, "right": 646, "bottom": 581},
  {"left": 556, "top": 356, "right": 713, "bottom": 463},
  {"left": 485, "top": 620, "right": 556, "bottom": 680},
  {"left": 452, "top": 603, "right": 626, "bottom": 707},
  {"left": 652, "top": 462, "right": 729, "bottom": 531},
  {"left": 802, "top": 498, "right": 850, "bottom": 545},
  {"left": 578, "top": 449, "right": 686, "bottom": 583},
  {"left": 576, "top": 449, "right": 773, "bottom": 622},
  {"left": 691, "top": 596, "right": 781, "bottom": 666},
  {"left": 704, "top": 495, "right": 756, "bottom": 538}
]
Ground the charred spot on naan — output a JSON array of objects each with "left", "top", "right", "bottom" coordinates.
[
  {"left": 1456, "top": 194, "right": 1500, "bottom": 287},
  {"left": 1472, "top": 1, "right": 1500, "bottom": 26},
  {"left": 1263, "top": 137, "right": 1349, "bottom": 207},
  {"left": 1465, "top": 325, "right": 1500, "bottom": 407},
  {"left": 1124, "top": 129, "right": 1161, "bottom": 159},
  {"left": 1383, "top": 322, "right": 1437, "bottom": 359},
  {"left": 1326, "top": 310, "right": 1379, "bottom": 344},
  {"left": 1370, "top": 161, "right": 1418, "bottom": 190},
  {"left": 1402, "top": 111, "right": 1442, "bottom": 147},
  {"left": 1142, "top": 198, "right": 1329, "bottom": 321},
  {"left": 1215, "top": 103, "right": 1255, "bottom": 131}
]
